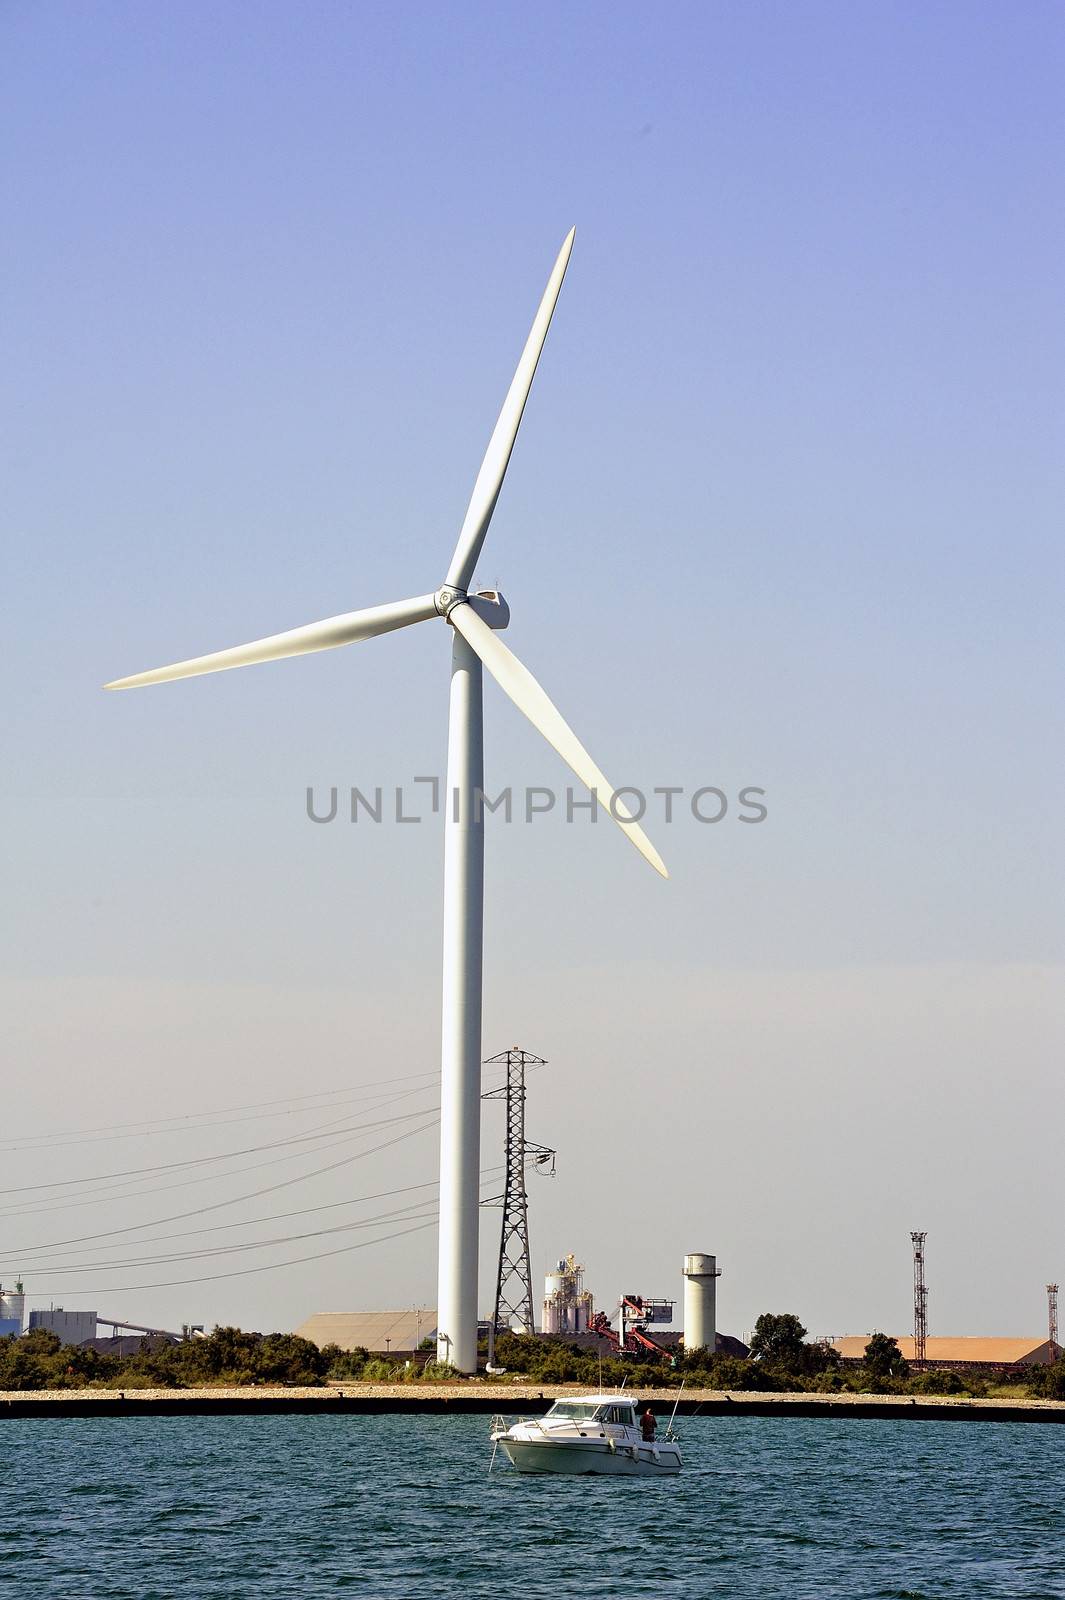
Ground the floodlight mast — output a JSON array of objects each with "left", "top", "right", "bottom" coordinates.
[{"left": 103, "top": 229, "right": 668, "bottom": 1375}]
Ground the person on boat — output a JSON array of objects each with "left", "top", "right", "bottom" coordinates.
[{"left": 640, "top": 1406, "right": 657, "bottom": 1442}]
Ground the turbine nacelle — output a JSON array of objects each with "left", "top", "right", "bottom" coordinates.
[{"left": 436, "top": 587, "right": 510, "bottom": 631}]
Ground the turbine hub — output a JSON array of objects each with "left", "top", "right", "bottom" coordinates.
[
  {"left": 436, "top": 586, "right": 510, "bottom": 631},
  {"left": 437, "top": 586, "right": 510, "bottom": 630}
]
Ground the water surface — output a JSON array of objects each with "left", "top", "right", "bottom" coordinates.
[{"left": 1, "top": 1414, "right": 1061, "bottom": 1598}]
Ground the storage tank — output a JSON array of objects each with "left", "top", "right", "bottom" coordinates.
[
  {"left": 544, "top": 1263, "right": 568, "bottom": 1299},
  {"left": 682, "top": 1253, "right": 720, "bottom": 1354},
  {"left": 542, "top": 1253, "right": 593, "bottom": 1335},
  {"left": 0, "top": 1282, "right": 25, "bottom": 1337}
]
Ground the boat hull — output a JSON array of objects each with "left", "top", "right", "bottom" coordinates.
[{"left": 499, "top": 1437, "right": 681, "bottom": 1476}]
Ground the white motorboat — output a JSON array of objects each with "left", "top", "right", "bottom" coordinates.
[{"left": 490, "top": 1394, "right": 682, "bottom": 1476}]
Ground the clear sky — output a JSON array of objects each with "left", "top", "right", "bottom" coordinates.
[{"left": 2, "top": 1, "right": 1062, "bottom": 1344}]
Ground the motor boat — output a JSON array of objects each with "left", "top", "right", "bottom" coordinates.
[{"left": 489, "top": 1394, "right": 682, "bottom": 1476}]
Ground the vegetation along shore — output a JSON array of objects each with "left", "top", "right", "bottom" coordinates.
[{"left": 2, "top": 1316, "right": 1063, "bottom": 1420}]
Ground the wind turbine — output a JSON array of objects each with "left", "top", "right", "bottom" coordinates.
[{"left": 105, "top": 229, "right": 667, "bottom": 1372}]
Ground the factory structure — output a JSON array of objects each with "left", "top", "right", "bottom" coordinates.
[
  {"left": 537, "top": 1249, "right": 735, "bottom": 1358},
  {"left": 541, "top": 1254, "right": 594, "bottom": 1335},
  {"left": 0, "top": 1285, "right": 185, "bottom": 1351},
  {"left": 296, "top": 1251, "right": 738, "bottom": 1362}
]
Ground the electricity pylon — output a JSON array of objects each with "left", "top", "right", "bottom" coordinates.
[{"left": 482, "top": 1047, "right": 555, "bottom": 1333}]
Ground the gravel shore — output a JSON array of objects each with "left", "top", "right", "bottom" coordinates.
[{"left": 1, "top": 1383, "right": 1063, "bottom": 1420}]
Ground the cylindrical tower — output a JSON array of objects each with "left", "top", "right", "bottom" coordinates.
[
  {"left": 542, "top": 1254, "right": 589, "bottom": 1335},
  {"left": 0, "top": 1281, "right": 25, "bottom": 1335},
  {"left": 683, "top": 1253, "right": 720, "bottom": 1354}
]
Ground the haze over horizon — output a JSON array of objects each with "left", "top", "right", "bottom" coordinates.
[{"left": 3, "top": 1, "right": 1062, "bottom": 1345}]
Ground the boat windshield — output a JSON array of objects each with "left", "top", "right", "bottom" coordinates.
[{"left": 545, "top": 1401, "right": 603, "bottom": 1421}]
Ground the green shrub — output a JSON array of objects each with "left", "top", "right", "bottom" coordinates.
[
  {"left": 808, "top": 1369, "right": 847, "bottom": 1392},
  {"left": 908, "top": 1369, "right": 969, "bottom": 1396},
  {"left": 324, "top": 1344, "right": 370, "bottom": 1379},
  {"left": 360, "top": 1358, "right": 401, "bottom": 1382},
  {"left": 1025, "top": 1357, "right": 1065, "bottom": 1400},
  {"left": 412, "top": 1361, "right": 456, "bottom": 1383},
  {"left": 254, "top": 1333, "right": 329, "bottom": 1385}
]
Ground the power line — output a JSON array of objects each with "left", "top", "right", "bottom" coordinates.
[
  {"left": 0, "top": 1078, "right": 438, "bottom": 1155},
  {"left": 23, "top": 1216, "right": 441, "bottom": 1298},
  {"left": 17, "top": 1197, "right": 442, "bottom": 1274},
  {"left": 16, "top": 1164, "right": 503, "bottom": 1276},
  {"left": 0, "top": 1110, "right": 436, "bottom": 1221},
  {"left": 0, "top": 1089, "right": 437, "bottom": 1196},
  {"left": 0, "top": 1116, "right": 441, "bottom": 1250},
  {"left": 0, "top": 1069, "right": 440, "bottom": 1148},
  {"left": 6, "top": 1164, "right": 507, "bottom": 1262},
  {"left": 0, "top": 1089, "right": 437, "bottom": 1217}
]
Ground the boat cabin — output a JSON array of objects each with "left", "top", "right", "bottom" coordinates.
[{"left": 545, "top": 1398, "right": 637, "bottom": 1431}]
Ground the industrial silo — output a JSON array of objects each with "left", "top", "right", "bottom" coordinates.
[{"left": 682, "top": 1253, "right": 720, "bottom": 1354}]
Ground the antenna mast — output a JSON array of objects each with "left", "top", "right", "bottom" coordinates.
[
  {"left": 483, "top": 1047, "right": 555, "bottom": 1335},
  {"left": 911, "top": 1231, "right": 928, "bottom": 1369},
  {"left": 1048, "top": 1284, "right": 1059, "bottom": 1355}
]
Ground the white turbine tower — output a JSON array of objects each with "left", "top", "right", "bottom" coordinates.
[{"left": 105, "top": 229, "right": 667, "bottom": 1373}]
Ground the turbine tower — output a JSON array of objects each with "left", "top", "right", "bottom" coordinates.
[{"left": 104, "top": 230, "right": 667, "bottom": 1373}]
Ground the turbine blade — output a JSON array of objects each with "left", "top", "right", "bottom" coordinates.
[
  {"left": 445, "top": 228, "right": 575, "bottom": 592},
  {"left": 105, "top": 593, "right": 439, "bottom": 690},
  {"left": 449, "top": 603, "right": 668, "bottom": 878}
]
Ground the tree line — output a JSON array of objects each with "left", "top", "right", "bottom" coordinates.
[
  {"left": 493, "top": 1314, "right": 1065, "bottom": 1400},
  {"left": 2, "top": 1314, "right": 1063, "bottom": 1397},
  {"left": 0, "top": 1326, "right": 446, "bottom": 1391}
]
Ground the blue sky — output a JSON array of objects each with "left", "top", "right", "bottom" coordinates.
[{"left": 2, "top": 1, "right": 1062, "bottom": 1341}]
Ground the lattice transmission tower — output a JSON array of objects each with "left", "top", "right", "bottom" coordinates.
[
  {"left": 1048, "top": 1284, "right": 1059, "bottom": 1354},
  {"left": 911, "top": 1231, "right": 928, "bottom": 1368},
  {"left": 482, "top": 1047, "right": 555, "bottom": 1333}
]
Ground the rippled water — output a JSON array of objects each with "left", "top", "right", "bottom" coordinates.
[{"left": 1, "top": 1414, "right": 1063, "bottom": 1598}]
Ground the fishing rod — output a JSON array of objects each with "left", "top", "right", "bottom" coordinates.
[{"left": 665, "top": 1379, "right": 686, "bottom": 1440}]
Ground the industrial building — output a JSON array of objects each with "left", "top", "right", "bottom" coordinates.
[
  {"left": 28, "top": 1308, "right": 98, "bottom": 1344},
  {"left": 296, "top": 1309, "right": 437, "bottom": 1354},
  {"left": 2, "top": 1295, "right": 184, "bottom": 1351},
  {"left": 832, "top": 1336, "right": 1059, "bottom": 1371}
]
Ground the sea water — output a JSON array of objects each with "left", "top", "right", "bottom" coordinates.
[{"left": 1, "top": 1413, "right": 1062, "bottom": 1598}]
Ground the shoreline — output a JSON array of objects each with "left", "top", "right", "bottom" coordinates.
[{"left": 2, "top": 1383, "right": 1063, "bottom": 1422}]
